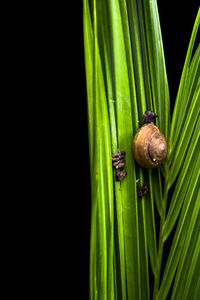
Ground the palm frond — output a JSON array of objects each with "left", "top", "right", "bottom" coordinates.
[{"left": 83, "top": 1, "right": 200, "bottom": 299}]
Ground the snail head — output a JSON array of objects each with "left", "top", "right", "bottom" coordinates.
[{"left": 141, "top": 110, "right": 158, "bottom": 125}]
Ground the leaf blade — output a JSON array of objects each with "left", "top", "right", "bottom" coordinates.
[
  {"left": 159, "top": 162, "right": 200, "bottom": 299},
  {"left": 142, "top": 0, "right": 170, "bottom": 139},
  {"left": 170, "top": 190, "right": 200, "bottom": 300},
  {"left": 108, "top": 0, "right": 141, "bottom": 299},
  {"left": 164, "top": 116, "right": 200, "bottom": 240},
  {"left": 169, "top": 7, "right": 200, "bottom": 145},
  {"left": 168, "top": 84, "right": 200, "bottom": 188}
]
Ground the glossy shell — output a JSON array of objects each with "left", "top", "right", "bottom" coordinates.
[{"left": 133, "top": 123, "right": 168, "bottom": 168}]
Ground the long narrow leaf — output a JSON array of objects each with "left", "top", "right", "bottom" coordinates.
[
  {"left": 159, "top": 157, "right": 200, "bottom": 299},
  {"left": 170, "top": 194, "right": 200, "bottom": 300},
  {"left": 84, "top": 2, "right": 200, "bottom": 300},
  {"left": 181, "top": 233, "right": 200, "bottom": 300},
  {"left": 151, "top": 168, "right": 162, "bottom": 216},
  {"left": 163, "top": 116, "right": 200, "bottom": 240},
  {"left": 169, "top": 7, "right": 200, "bottom": 146},
  {"left": 108, "top": 0, "right": 140, "bottom": 299},
  {"left": 96, "top": 2, "right": 127, "bottom": 299},
  {"left": 127, "top": 0, "right": 147, "bottom": 116},
  {"left": 145, "top": 170, "right": 158, "bottom": 275},
  {"left": 142, "top": 0, "right": 170, "bottom": 139},
  {"left": 168, "top": 82, "right": 200, "bottom": 188},
  {"left": 84, "top": 1, "right": 115, "bottom": 298},
  {"left": 119, "top": 0, "right": 139, "bottom": 133},
  {"left": 83, "top": 0, "right": 94, "bottom": 170},
  {"left": 193, "top": 270, "right": 200, "bottom": 300}
]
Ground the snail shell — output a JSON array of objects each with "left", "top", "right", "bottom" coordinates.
[{"left": 133, "top": 123, "right": 168, "bottom": 168}]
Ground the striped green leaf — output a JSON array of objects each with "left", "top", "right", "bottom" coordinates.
[
  {"left": 158, "top": 163, "right": 200, "bottom": 299},
  {"left": 168, "top": 80, "right": 200, "bottom": 188},
  {"left": 84, "top": 1, "right": 115, "bottom": 299},
  {"left": 169, "top": 8, "right": 200, "bottom": 147},
  {"left": 107, "top": 1, "right": 141, "bottom": 298},
  {"left": 170, "top": 193, "right": 200, "bottom": 300},
  {"left": 163, "top": 116, "right": 200, "bottom": 240},
  {"left": 142, "top": 0, "right": 170, "bottom": 139},
  {"left": 84, "top": 1, "right": 200, "bottom": 300}
]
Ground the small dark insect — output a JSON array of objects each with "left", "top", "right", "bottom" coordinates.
[
  {"left": 141, "top": 110, "right": 158, "bottom": 125},
  {"left": 138, "top": 182, "right": 149, "bottom": 198},
  {"left": 112, "top": 150, "right": 127, "bottom": 181}
]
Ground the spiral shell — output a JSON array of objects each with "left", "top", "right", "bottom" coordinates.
[{"left": 133, "top": 123, "right": 168, "bottom": 168}]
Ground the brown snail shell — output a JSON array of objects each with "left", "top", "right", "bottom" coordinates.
[{"left": 133, "top": 123, "right": 168, "bottom": 168}]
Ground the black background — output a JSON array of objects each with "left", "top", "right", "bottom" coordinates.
[{"left": 77, "top": 1, "right": 200, "bottom": 298}]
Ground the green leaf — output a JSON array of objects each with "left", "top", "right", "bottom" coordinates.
[
  {"left": 172, "top": 44, "right": 200, "bottom": 152},
  {"left": 158, "top": 161, "right": 200, "bottom": 299},
  {"left": 163, "top": 116, "right": 200, "bottom": 240},
  {"left": 142, "top": 0, "right": 170, "bottom": 139},
  {"left": 84, "top": 1, "right": 115, "bottom": 299},
  {"left": 107, "top": 0, "right": 141, "bottom": 299},
  {"left": 181, "top": 233, "right": 200, "bottom": 300},
  {"left": 95, "top": 2, "right": 127, "bottom": 299},
  {"left": 168, "top": 81, "right": 200, "bottom": 188},
  {"left": 170, "top": 199, "right": 200, "bottom": 300},
  {"left": 126, "top": 0, "right": 147, "bottom": 117},
  {"left": 119, "top": 0, "right": 139, "bottom": 133},
  {"left": 151, "top": 168, "right": 162, "bottom": 216},
  {"left": 145, "top": 170, "right": 158, "bottom": 275},
  {"left": 83, "top": 0, "right": 94, "bottom": 170},
  {"left": 84, "top": 1, "right": 200, "bottom": 300},
  {"left": 138, "top": 190, "right": 150, "bottom": 300},
  {"left": 169, "top": 7, "right": 200, "bottom": 146},
  {"left": 193, "top": 272, "right": 200, "bottom": 300}
]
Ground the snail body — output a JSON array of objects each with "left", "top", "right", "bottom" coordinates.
[{"left": 133, "top": 111, "right": 168, "bottom": 168}]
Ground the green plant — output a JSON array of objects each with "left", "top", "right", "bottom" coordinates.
[{"left": 83, "top": 0, "right": 200, "bottom": 299}]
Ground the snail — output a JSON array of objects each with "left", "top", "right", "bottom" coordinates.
[{"left": 133, "top": 110, "right": 168, "bottom": 168}]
